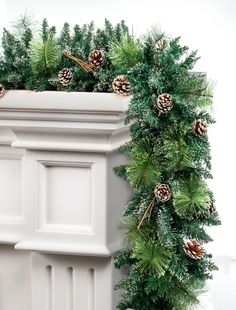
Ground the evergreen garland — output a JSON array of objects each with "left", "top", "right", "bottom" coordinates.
[
  {"left": 0, "top": 17, "right": 130, "bottom": 92},
  {"left": 113, "top": 33, "right": 220, "bottom": 310},
  {"left": 0, "top": 17, "right": 221, "bottom": 310}
]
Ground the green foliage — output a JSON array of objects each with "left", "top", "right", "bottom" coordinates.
[
  {"left": 133, "top": 237, "right": 172, "bottom": 277},
  {"left": 113, "top": 27, "right": 220, "bottom": 310},
  {"left": 0, "top": 14, "right": 32, "bottom": 88},
  {"left": 156, "top": 209, "right": 176, "bottom": 248},
  {"left": 0, "top": 18, "right": 131, "bottom": 91},
  {"left": 174, "top": 72, "right": 215, "bottom": 108},
  {"left": 59, "top": 22, "right": 71, "bottom": 51},
  {"left": 126, "top": 140, "right": 160, "bottom": 191},
  {"left": 114, "top": 249, "right": 134, "bottom": 269},
  {"left": 29, "top": 32, "right": 61, "bottom": 75},
  {"left": 162, "top": 138, "right": 195, "bottom": 172},
  {"left": 173, "top": 177, "right": 210, "bottom": 218},
  {"left": 108, "top": 35, "right": 143, "bottom": 71}
]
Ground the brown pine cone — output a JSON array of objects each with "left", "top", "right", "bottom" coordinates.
[
  {"left": 58, "top": 68, "right": 73, "bottom": 86},
  {"left": 192, "top": 119, "right": 208, "bottom": 136},
  {"left": 154, "top": 184, "right": 171, "bottom": 202},
  {"left": 156, "top": 93, "right": 173, "bottom": 114},
  {"left": 184, "top": 239, "right": 205, "bottom": 260},
  {"left": 0, "top": 84, "right": 5, "bottom": 98},
  {"left": 155, "top": 38, "right": 168, "bottom": 50},
  {"left": 209, "top": 201, "right": 217, "bottom": 214},
  {"left": 89, "top": 50, "right": 104, "bottom": 68},
  {"left": 112, "top": 75, "right": 131, "bottom": 96}
]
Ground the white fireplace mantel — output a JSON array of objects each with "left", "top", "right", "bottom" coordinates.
[{"left": 0, "top": 90, "right": 131, "bottom": 310}]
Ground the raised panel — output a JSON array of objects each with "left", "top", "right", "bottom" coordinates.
[
  {"left": 38, "top": 161, "right": 93, "bottom": 233},
  {"left": 0, "top": 157, "right": 22, "bottom": 220}
]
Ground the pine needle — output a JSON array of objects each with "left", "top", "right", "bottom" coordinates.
[
  {"left": 173, "top": 177, "right": 210, "bottom": 219},
  {"left": 132, "top": 238, "right": 172, "bottom": 277},
  {"left": 30, "top": 32, "right": 61, "bottom": 75}
]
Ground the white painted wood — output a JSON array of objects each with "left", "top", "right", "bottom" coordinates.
[
  {"left": 31, "top": 252, "right": 120, "bottom": 310},
  {"left": 0, "top": 90, "right": 130, "bottom": 152},
  {"left": 0, "top": 144, "right": 25, "bottom": 243},
  {"left": 0, "top": 245, "right": 31, "bottom": 310},
  {"left": 0, "top": 90, "right": 130, "bottom": 309},
  {"left": 38, "top": 160, "right": 93, "bottom": 233},
  {"left": 0, "top": 90, "right": 129, "bottom": 112}
]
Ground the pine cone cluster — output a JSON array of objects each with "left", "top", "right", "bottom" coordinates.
[
  {"left": 112, "top": 75, "right": 131, "bottom": 96},
  {"left": 184, "top": 239, "right": 204, "bottom": 260},
  {"left": 156, "top": 93, "right": 173, "bottom": 114},
  {"left": 89, "top": 50, "right": 104, "bottom": 68},
  {"left": 154, "top": 184, "right": 171, "bottom": 202},
  {"left": 0, "top": 84, "right": 5, "bottom": 98},
  {"left": 58, "top": 68, "right": 73, "bottom": 86},
  {"left": 192, "top": 119, "right": 208, "bottom": 136}
]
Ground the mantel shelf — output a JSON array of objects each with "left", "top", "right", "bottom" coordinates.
[
  {"left": 0, "top": 90, "right": 131, "bottom": 152},
  {"left": 0, "top": 90, "right": 130, "bottom": 113}
]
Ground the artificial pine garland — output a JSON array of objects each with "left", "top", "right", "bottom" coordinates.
[
  {"left": 0, "top": 16, "right": 221, "bottom": 310},
  {"left": 113, "top": 34, "right": 220, "bottom": 309},
  {"left": 0, "top": 17, "right": 130, "bottom": 92}
]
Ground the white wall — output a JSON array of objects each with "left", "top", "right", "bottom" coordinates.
[{"left": 1, "top": 0, "right": 236, "bottom": 309}]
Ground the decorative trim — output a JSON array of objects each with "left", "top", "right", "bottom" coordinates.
[
  {"left": 0, "top": 90, "right": 129, "bottom": 114},
  {"left": 15, "top": 239, "right": 123, "bottom": 257},
  {"left": 0, "top": 91, "right": 130, "bottom": 152}
]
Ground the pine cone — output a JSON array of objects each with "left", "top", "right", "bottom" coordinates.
[
  {"left": 155, "top": 38, "right": 168, "bottom": 50},
  {"left": 154, "top": 184, "right": 171, "bottom": 202},
  {"left": 89, "top": 50, "right": 104, "bottom": 68},
  {"left": 209, "top": 201, "right": 217, "bottom": 214},
  {"left": 184, "top": 240, "right": 205, "bottom": 260},
  {"left": 112, "top": 75, "right": 131, "bottom": 96},
  {"left": 192, "top": 119, "right": 208, "bottom": 136},
  {"left": 0, "top": 84, "right": 5, "bottom": 98},
  {"left": 156, "top": 93, "right": 173, "bottom": 114},
  {"left": 58, "top": 68, "right": 73, "bottom": 86}
]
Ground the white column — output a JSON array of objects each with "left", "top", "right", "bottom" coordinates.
[{"left": 0, "top": 90, "right": 131, "bottom": 310}]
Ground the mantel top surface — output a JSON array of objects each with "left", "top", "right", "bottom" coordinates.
[
  {"left": 0, "top": 90, "right": 130, "bottom": 113},
  {"left": 0, "top": 90, "right": 131, "bottom": 152}
]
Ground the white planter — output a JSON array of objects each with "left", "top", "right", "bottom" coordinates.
[{"left": 0, "top": 90, "right": 131, "bottom": 310}]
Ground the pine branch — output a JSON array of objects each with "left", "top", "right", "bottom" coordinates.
[
  {"left": 108, "top": 35, "right": 143, "bottom": 71},
  {"left": 156, "top": 209, "right": 176, "bottom": 248},
  {"left": 173, "top": 177, "right": 210, "bottom": 219},
  {"left": 126, "top": 138, "right": 161, "bottom": 190},
  {"left": 30, "top": 32, "right": 61, "bottom": 76},
  {"left": 132, "top": 237, "right": 172, "bottom": 277}
]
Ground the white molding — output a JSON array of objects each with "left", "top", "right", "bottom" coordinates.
[
  {"left": 0, "top": 91, "right": 131, "bottom": 152},
  {"left": 11, "top": 139, "right": 130, "bottom": 152},
  {"left": 0, "top": 128, "right": 16, "bottom": 145},
  {"left": 0, "top": 90, "right": 130, "bottom": 112},
  {"left": 15, "top": 239, "right": 123, "bottom": 257}
]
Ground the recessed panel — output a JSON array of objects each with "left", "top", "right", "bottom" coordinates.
[
  {"left": 0, "top": 158, "right": 22, "bottom": 219},
  {"left": 38, "top": 162, "right": 93, "bottom": 233}
]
